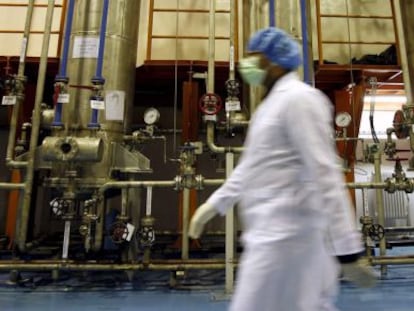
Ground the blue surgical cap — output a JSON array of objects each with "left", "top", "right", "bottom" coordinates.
[{"left": 247, "top": 27, "right": 302, "bottom": 70}]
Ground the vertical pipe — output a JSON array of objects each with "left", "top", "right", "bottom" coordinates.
[
  {"left": 229, "top": 0, "right": 236, "bottom": 81},
  {"left": 182, "top": 188, "right": 190, "bottom": 260},
  {"left": 390, "top": 0, "right": 402, "bottom": 67},
  {"left": 373, "top": 151, "right": 387, "bottom": 275},
  {"left": 225, "top": 152, "right": 235, "bottom": 293},
  {"left": 299, "top": 0, "right": 311, "bottom": 85},
  {"left": 18, "top": 0, "right": 55, "bottom": 251},
  {"left": 146, "top": 187, "right": 153, "bottom": 216},
  {"left": 93, "top": 0, "right": 110, "bottom": 82},
  {"left": 269, "top": 0, "right": 275, "bottom": 27},
  {"left": 89, "top": 0, "right": 110, "bottom": 129},
  {"left": 315, "top": 0, "right": 323, "bottom": 66},
  {"left": 53, "top": 0, "right": 76, "bottom": 127},
  {"left": 62, "top": 220, "right": 71, "bottom": 259},
  {"left": 207, "top": 0, "right": 216, "bottom": 93},
  {"left": 57, "top": 0, "right": 75, "bottom": 79},
  {"left": 146, "top": 0, "right": 155, "bottom": 61},
  {"left": 6, "top": 0, "right": 35, "bottom": 165}
]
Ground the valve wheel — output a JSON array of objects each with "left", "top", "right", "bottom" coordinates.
[
  {"left": 393, "top": 110, "right": 409, "bottom": 139},
  {"left": 50, "top": 198, "right": 71, "bottom": 217},
  {"left": 199, "top": 93, "right": 222, "bottom": 115},
  {"left": 139, "top": 226, "right": 155, "bottom": 247},
  {"left": 368, "top": 224, "right": 385, "bottom": 242},
  {"left": 225, "top": 79, "right": 240, "bottom": 97},
  {"left": 109, "top": 222, "right": 129, "bottom": 244}
]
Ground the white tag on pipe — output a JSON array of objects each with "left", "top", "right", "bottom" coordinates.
[
  {"left": 203, "top": 114, "right": 217, "bottom": 122},
  {"left": 125, "top": 223, "right": 135, "bottom": 242},
  {"left": 90, "top": 99, "right": 105, "bottom": 110},
  {"left": 58, "top": 93, "right": 70, "bottom": 103},
  {"left": 1, "top": 96, "right": 17, "bottom": 106},
  {"left": 225, "top": 99, "right": 241, "bottom": 111}
]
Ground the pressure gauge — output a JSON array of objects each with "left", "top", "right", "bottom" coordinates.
[
  {"left": 335, "top": 111, "right": 352, "bottom": 128},
  {"left": 143, "top": 107, "right": 160, "bottom": 125}
]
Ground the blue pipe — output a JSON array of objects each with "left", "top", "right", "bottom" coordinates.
[
  {"left": 88, "top": 99, "right": 100, "bottom": 129},
  {"left": 300, "top": 0, "right": 311, "bottom": 85},
  {"left": 53, "top": 100, "right": 63, "bottom": 127},
  {"left": 89, "top": 0, "right": 110, "bottom": 129},
  {"left": 53, "top": 0, "right": 75, "bottom": 127},
  {"left": 92, "top": 0, "right": 110, "bottom": 83},
  {"left": 56, "top": 0, "right": 75, "bottom": 80},
  {"left": 269, "top": 0, "right": 275, "bottom": 27}
]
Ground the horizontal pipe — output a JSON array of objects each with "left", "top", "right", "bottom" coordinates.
[
  {"left": 0, "top": 30, "right": 60, "bottom": 34},
  {"left": 99, "top": 180, "right": 176, "bottom": 194},
  {"left": 0, "top": 260, "right": 229, "bottom": 271},
  {"left": 6, "top": 160, "right": 28, "bottom": 169},
  {"left": 207, "top": 122, "right": 243, "bottom": 154},
  {"left": 320, "top": 14, "right": 393, "bottom": 19},
  {"left": 203, "top": 179, "right": 225, "bottom": 186},
  {"left": 371, "top": 256, "right": 414, "bottom": 265},
  {"left": 152, "top": 35, "right": 230, "bottom": 40},
  {"left": 0, "top": 3, "right": 63, "bottom": 7},
  {"left": 347, "top": 182, "right": 387, "bottom": 189},
  {"left": 0, "top": 183, "right": 25, "bottom": 190},
  {"left": 153, "top": 9, "right": 230, "bottom": 13},
  {"left": 384, "top": 226, "right": 414, "bottom": 232},
  {"left": 322, "top": 40, "right": 395, "bottom": 45}
]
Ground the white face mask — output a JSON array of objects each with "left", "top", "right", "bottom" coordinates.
[{"left": 238, "top": 56, "right": 267, "bottom": 86}]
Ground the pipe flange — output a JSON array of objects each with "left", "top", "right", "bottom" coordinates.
[
  {"left": 195, "top": 174, "right": 204, "bottom": 190},
  {"left": 404, "top": 178, "right": 414, "bottom": 193},
  {"left": 384, "top": 177, "right": 396, "bottom": 193},
  {"left": 174, "top": 175, "right": 183, "bottom": 191}
]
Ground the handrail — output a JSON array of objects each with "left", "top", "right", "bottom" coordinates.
[
  {"left": 146, "top": 0, "right": 239, "bottom": 61},
  {"left": 315, "top": 0, "right": 399, "bottom": 66}
]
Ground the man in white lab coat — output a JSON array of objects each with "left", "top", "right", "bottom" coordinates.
[{"left": 189, "top": 27, "right": 376, "bottom": 311}]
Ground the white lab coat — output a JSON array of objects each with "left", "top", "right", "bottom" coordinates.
[{"left": 207, "top": 72, "right": 363, "bottom": 311}]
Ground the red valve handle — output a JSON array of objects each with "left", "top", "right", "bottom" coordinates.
[{"left": 199, "top": 93, "right": 222, "bottom": 115}]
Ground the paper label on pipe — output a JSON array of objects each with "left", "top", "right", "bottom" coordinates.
[
  {"left": 90, "top": 99, "right": 105, "bottom": 110},
  {"left": 1, "top": 96, "right": 17, "bottom": 106},
  {"left": 105, "top": 91, "right": 125, "bottom": 121},
  {"left": 125, "top": 223, "right": 135, "bottom": 242},
  {"left": 20, "top": 38, "right": 27, "bottom": 63},
  {"left": 225, "top": 99, "right": 241, "bottom": 111},
  {"left": 203, "top": 114, "right": 217, "bottom": 122},
  {"left": 73, "top": 36, "right": 99, "bottom": 58},
  {"left": 229, "top": 46, "right": 235, "bottom": 71},
  {"left": 58, "top": 93, "right": 70, "bottom": 103}
]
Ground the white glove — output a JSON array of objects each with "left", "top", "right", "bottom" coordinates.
[
  {"left": 188, "top": 203, "right": 218, "bottom": 239},
  {"left": 341, "top": 257, "right": 378, "bottom": 288}
]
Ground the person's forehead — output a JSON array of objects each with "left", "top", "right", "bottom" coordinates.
[{"left": 246, "top": 51, "right": 271, "bottom": 65}]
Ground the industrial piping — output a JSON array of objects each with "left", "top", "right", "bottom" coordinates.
[
  {"left": 17, "top": 0, "right": 56, "bottom": 252},
  {"left": 5, "top": 0, "right": 35, "bottom": 168},
  {"left": 299, "top": 0, "right": 311, "bottom": 85}
]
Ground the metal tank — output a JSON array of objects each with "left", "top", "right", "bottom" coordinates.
[{"left": 34, "top": 0, "right": 149, "bottom": 253}]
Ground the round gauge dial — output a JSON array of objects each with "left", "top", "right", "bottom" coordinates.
[
  {"left": 144, "top": 107, "right": 160, "bottom": 125},
  {"left": 335, "top": 111, "right": 352, "bottom": 128}
]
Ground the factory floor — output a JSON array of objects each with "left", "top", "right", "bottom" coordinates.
[{"left": 1, "top": 248, "right": 414, "bottom": 311}]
